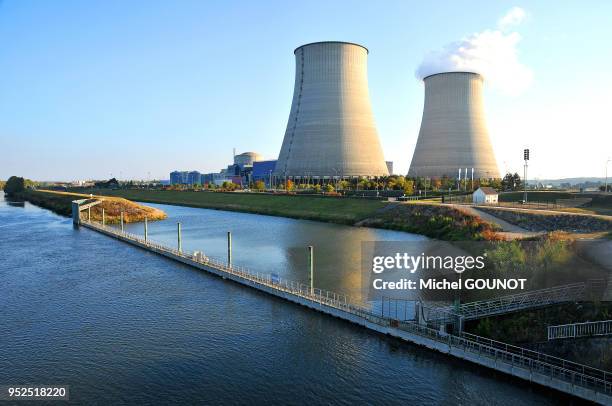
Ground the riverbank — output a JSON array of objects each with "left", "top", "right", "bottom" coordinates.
[
  {"left": 70, "top": 188, "right": 500, "bottom": 240},
  {"left": 11, "top": 190, "right": 166, "bottom": 223}
]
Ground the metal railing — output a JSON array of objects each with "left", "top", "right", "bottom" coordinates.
[
  {"left": 80, "top": 219, "right": 612, "bottom": 400},
  {"left": 548, "top": 320, "right": 612, "bottom": 340},
  {"left": 449, "top": 281, "right": 605, "bottom": 321}
]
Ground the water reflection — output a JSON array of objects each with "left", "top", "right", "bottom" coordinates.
[{"left": 119, "top": 203, "right": 427, "bottom": 304}]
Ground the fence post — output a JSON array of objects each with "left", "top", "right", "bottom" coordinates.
[
  {"left": 177, "top": 222, "right": 182, "bottom": 253},
  {"left": 227, "top": 231, "right": 232, "bottom": 267},
  {"left": 120, "top": 212, "right": 124, "bottom": 232},
  {"left": 102, "top": 208, "right": 105, "bottom": 226},
  {"left": 144, "top": 217, "right": 148, "bottom": 242},
  {"left": 88, "top": 207, "right": 91, "bottom": 221}
]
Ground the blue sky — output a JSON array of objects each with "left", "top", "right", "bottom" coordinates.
[{"left": 1, "top": 0, "right": 611, "bottom": 181}]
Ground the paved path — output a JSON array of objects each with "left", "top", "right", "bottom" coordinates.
[{"left": 449, "top": 204, "right": 542, "bottom": 240}]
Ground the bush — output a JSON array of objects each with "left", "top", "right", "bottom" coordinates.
[{"left": 4, "top": 176, "right": 25, "bottom": 195}]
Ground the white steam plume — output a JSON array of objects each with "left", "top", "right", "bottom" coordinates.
[{"left": 415, "top": 7, "right": 533, "bottom": 96}]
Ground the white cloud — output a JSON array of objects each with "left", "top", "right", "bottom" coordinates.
[
  {"left": 415, "top": 7, "right": 533, "bottom": 96},
  {"left": 498, "top": 7, "right": 527, "bottom": 31}
]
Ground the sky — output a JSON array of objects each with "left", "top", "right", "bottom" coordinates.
[{"left": 0, "top": 0, "right": 611, "bottom": 181}]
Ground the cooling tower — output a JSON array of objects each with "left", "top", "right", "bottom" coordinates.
[
  {"left": 274, "top": 41, "right": 389, "bottom": 178},
  {"left": 408, "top": 72, "right": 500, "bottom": 179}
]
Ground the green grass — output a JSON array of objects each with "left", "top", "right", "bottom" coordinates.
[
  {"left": 73, "top": 189, "right": 387, "bottom": 225},
  {"left": 71, "top": 188, "right": 500, "bottom": 240}
]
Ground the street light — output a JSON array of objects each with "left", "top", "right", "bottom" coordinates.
[{"left": 523, "top": 149, "right": 530, "bottom": 203}]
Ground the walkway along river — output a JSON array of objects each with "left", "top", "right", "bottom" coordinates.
[
  {"left": 75, "top": 199, "right": 611, "bottom": 404},
  {"left": 0, "top": 198, "right": 602, "bottom": 404}
]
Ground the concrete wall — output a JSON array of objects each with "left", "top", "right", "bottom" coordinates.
[
  {"left": 408, "top": 72, "right": 500, "bottom": 179},
  {"left": 275, "top": 42, "right": 389, "bottom": 178}
]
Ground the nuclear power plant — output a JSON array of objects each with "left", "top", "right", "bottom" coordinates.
[
  {"left": 274, "top": 41, "right": 389, "bottom": 179},
  {"left": 408, "top": 72, "right": 500, "bottom": 179}
]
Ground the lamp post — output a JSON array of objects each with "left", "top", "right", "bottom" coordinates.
[{"left": 523, "top": 149, "right": 530, "bottom": 203}]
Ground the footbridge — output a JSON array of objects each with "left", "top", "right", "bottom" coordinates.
[
  {"left": 72, "top": 203, "right": 612, "bottom": 404},
  {"left": 454, "top": 280, "right": 606, "bottom": 321}
]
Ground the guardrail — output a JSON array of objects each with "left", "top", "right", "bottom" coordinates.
[
  {"left": 80, "top": 219, "right": 612, "bottom": 401},
  {"left": 548, "top": 320, "right": 612, "bottom": 340}
]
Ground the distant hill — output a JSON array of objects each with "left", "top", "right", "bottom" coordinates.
[{"left": 527, "top": 177, "right": 606, "bottom": 186}]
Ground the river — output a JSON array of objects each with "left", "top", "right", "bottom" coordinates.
[{"left": 0, "top": 198, "right": 569, "bottom": 404}]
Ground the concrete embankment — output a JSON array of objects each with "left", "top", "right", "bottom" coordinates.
[{"left": 476, "top": 206, "right": 612, "bottom": 233}]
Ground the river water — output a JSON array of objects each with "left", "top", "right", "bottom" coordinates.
[{"left": 0, "top": 199, "right": 570, "bottom": 404}]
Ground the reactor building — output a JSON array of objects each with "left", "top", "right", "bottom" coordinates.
[
  {"left": 408, "top": 72, "right": 500, "bottom": 179},
  {"left": 274, "top": 41, "right": 389, "bottom": 179}
]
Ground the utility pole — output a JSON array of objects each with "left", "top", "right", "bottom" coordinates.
[
  {"left": 144, "top": 217, "right": 148, "bottom": 242},
  {"left": 102, "top": 208, "right": 105, "bottom": 226},
  {"left": 523, "top": 149, "right": 530, "bottom": 203},
  {"left": 120, "top": 212, "right": 124, "bottom": 232}
]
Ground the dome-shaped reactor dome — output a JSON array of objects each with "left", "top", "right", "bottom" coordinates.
[{"left": 234, "top": 152, "right": 263, "bottom": 167}]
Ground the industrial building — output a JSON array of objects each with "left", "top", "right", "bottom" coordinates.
[
  {"left": 234, "top": 152, "right": 263, "bottom": 169},
  {"left": 408, "top": 72, "right": 500, "bottom": 179},
  {"left": 170, "top": 171, "right": 188, "bottom": 185},
  {"left": 170, "top": 151, "right": 268, "bottom": 188},
  {"left": 252, "top": 160, "right": 277, "bottom": 186},
  {"left": 274, "top": 41, "right": 389, "bottom": 180}
]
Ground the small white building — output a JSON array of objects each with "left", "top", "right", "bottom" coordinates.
[{"left": 473, "top": 187, "right": 499, "bottom": 204}]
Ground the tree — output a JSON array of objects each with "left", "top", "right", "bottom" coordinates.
[
  {"left": 4, "top": 176, "right": 25, "bottom": 195},
  {"left": 432, "top": 178, "right": 442, "bottom": 191},
  {"left": 222, "top": 181, "right": 238, "bottom": 191},
  {"left": 286, "top": 179, "right": 295, "bottom": 191},
  {"left": 254, "top": 180, "right": 265, "bottom": 191},
  {"left": 325, "top": 184, "right": 335, "bottom": 193},
  {"left": 403, "top": 180, "right": 414, "bottom": 195},
  {"left": 501, "top": 173, "right": 522, "bottom": 191}
]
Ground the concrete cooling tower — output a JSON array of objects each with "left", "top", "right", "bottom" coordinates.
[
  {"left": 408, "top": 72, "right": 500, "bottom": 179},
  {"left": 274, "top": 41, "right": 389, "bottom": 178}
]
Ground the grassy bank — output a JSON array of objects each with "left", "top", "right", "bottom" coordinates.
[
  {"left": 69, "top": 188, "right": 499, "bottom": 240},
  {"left": 13, "top": 190, "right": 166, "bottom": 223},
  {"left": 74, "top": 188, "right": 384, "bottom": 224}
]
